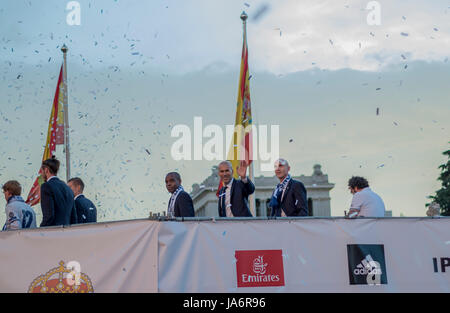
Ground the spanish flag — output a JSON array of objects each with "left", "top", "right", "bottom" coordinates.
[
  {"left": 26, "top": 65, "right": 65, "bottom": 206},
  {"left": 217, "top": 13, "right": 253, "bottom": 195}
]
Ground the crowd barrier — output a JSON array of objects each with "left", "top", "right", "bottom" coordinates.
[{"left": 0, "top": 217, "right": 449, "bottom": 292}]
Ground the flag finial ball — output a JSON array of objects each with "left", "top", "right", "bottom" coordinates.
[
  {"left": 61, "top": 44, "right": 68, "bottom": 53},
  {"left": 240, "top": 11, "right": 248, "bottom": 22}
]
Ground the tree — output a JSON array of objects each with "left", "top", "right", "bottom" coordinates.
[{"left": 428, "top": 145, "right": 450, "bottom": 216}]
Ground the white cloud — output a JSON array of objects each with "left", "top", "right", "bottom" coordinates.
[{"left": 244, "top": 0, "right": 450, "bottom": 73}]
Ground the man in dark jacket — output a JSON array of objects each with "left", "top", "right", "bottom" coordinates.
[
  {"left": 165, "top": 172, "right": 195, "bottom": 217},
  {"left": 217, "top": 160, "right": 255, "bottom": 217},
  {"left": 40, "top": 157, "right": 78, "bottom": 227},
  {"left": 68, "top": 177, "right": 97, "bottom": 223},
  {"left": 270, "top": 158, "right": 308, "bottom": 217}
]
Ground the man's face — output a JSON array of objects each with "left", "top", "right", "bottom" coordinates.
[
  {"left": 40, "top": 166, "right": 50, "bottom": 182},
  {"left": 165, "top": 174, "right": 181, "bottom": 193},
  {"left": 2, "top": 189, "right": 12, "bottom": 201},
  {"left": 67, "top": 181, "right": 80, "bottom": 197},
  {"left": 274, "top": 162, "right": 290, "bottom": 180},
  {"left": 218, "top": 163, "right": 233, "bottom": 185},
  {"left": 349, "top": 186, "right": 357, "bottom": 195}
]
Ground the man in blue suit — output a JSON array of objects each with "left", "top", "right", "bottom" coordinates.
[
  {"left": 40, "top": 157, "right": 78, "bottom": 227},
  {"left": 68, "top": 177, "right": 97, "bottom": 224},
  {"left": 269, "top": 158, "right": 308, "bottom": 217},
  {"left": 165, "top": 172, "right": 195, "bottom": 217},
  {"left": 217, "top": 160, "right": 255, "bottom": 217}
]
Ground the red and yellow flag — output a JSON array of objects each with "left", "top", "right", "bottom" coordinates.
[
  {"left": 26, "top": 65, "right": 65, "bottom": 206},
  {"left": 217, "top": 21, "right": 253, "bottom": 195}
]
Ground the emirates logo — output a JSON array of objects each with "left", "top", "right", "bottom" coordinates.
[
  {"left": 252, "top": 256, "right": 268, "bottom": 275},
  {"left": 235, "top": 250, "right": 285, "bottom": 288}
]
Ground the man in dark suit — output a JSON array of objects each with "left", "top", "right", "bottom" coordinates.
[
  {"left": 270, "top": 158, "right": 308, "bottom": 217},
  {"left": 40, "top": 157, "right": 78, "bottom": 227},
  {"left": 165, "top": 172, "right": 195, "bottom": 217},
  {"left": 217, "top": 160, "right": 255, "bottom": 217},
  {"left": 68, "top": 177, "right": 97, "bottom": 223}
]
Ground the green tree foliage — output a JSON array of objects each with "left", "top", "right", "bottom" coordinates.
[{"left": 428, "top": 146, "right": 450, "bottom": 216}]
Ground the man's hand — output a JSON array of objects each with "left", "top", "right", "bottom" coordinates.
[
  {"left": 236, "top": 160, "right": 248, "bottom": 179},
  {"left": 346, "top": 209, "right": 359, "bottom": 219}
]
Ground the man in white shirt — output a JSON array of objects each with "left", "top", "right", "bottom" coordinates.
[{"left": 347, "top": 176, "right": 386, "bottom": 218}]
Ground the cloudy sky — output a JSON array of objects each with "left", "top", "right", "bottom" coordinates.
[{"left": 0, "top": 0, "right": 449, "bottom": 226}]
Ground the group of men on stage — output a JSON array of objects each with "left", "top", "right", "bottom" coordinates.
[
  {"left": 2, "top": 156, "right": 385, "bottom": 230},
  {"left": 166, "top": 158, "right": 309, "bottom": 218},
  {"left": 2, "top": 156, "right": 97, "bottom": 231},
  {"left": 165, "top": 158, "right": 385, "bottom": 219}
]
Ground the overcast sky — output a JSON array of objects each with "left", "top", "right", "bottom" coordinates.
[{"left": 1, "top": 0, "right": 449, "bottom": 226}]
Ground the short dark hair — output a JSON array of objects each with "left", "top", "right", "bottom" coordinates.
[
  {"left": 166, "top": 172, "right": 181, "bottom": 182},
  {"left": 348, "top": 176, "right": 369, "bottom": 189},
  {"left": 2, "top": 180, "right": 21, "bottom": 196},
  {"left": 68, "top": 177, "right": 84, "bottom": 192},
  {"left": 42, "top": 156, "right": 60, "bottom": 175}
]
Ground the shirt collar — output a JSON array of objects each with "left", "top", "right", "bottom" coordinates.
[
  {"left": 47, "top": 176, "right": 58, "bottom": 182},
  {"left": 224, "top": 178, "right": 234, "bottom": 188},
  {"left": 7, "top": 195, "right": 24, "bottom": 204},
  {"left": 74, "top": 194, "right": 84, "bottom": 201}
]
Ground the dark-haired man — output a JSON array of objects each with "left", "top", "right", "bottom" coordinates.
[
  {"left": 40, "top": 157, "right": 77, "bottom": 227},
  {"left": 347, "top": 176, "right": 385, "bottom": 218},
  {"left": 68, "top": 177, "right": 97, "bottom": 224},
  {"left": 165, "top": 172, "right": 195, "bottom": 217}
]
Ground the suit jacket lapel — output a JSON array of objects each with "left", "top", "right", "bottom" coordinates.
[
  {"left": 281, "top": 180, "right": 292, "bottom": 204},
  {"left": 230, "top": 179, "right": 236, "bottom": 201},
  {"left": 230, "top": 179, "right": 237, "bottom": 215},
  {"left": 219, "top": 186, "right": 226, "bottom": 215}
]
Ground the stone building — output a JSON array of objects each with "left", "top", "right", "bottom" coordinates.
[{"left": 191, "top": 164, "right": 335, "bottom": 217}]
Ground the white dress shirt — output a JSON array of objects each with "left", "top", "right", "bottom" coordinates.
[{"left": 224, "top": 179, "right": 234, "bottom": 217}]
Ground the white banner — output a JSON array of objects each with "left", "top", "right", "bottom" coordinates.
[
  {"left": 1, "top": 218, "right": 449, "bottom": 292},
  {"left": 158, "top": 218, "right": 450, "bottom": 292},
  {"left": 0, "top": 220, "right": 160, "bottom": 293}
]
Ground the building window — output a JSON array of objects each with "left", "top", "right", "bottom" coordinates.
[
  {"left": 308, "top": 198, "right": 313, "bottom": 216},
  {"left": 266, "top": 199, "right": 271, "bottom": 216},
  {"left": 255, "top": 198, "right": 261, "bottom": 216}
]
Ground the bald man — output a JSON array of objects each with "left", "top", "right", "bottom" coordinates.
[
  {"left": 217, "top": 160, "right": 255, "bottom": 217},
  {"left": 269, "top": 158, "right": 308, "bottom": 217}
]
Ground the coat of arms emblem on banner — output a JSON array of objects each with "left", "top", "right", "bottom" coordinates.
[{"left": 28, "top": 261, "right": 94, "bottom": 293}]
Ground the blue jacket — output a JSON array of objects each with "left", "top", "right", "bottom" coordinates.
[
  {"left": 218, "top": 178, "right": 255, "bottom": 217},
  {"left": 75, "top": 195, "right": 97, "bottom": 224},
  {"left": 40, "top": 177, "right": 78, "bottom": 227},
  {"left": 3, "top": 196, "right": 37, "bottom": 230}
]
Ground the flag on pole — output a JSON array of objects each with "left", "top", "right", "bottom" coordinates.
[
  {"left": 26, "top": 65, "right": 65, "bottom": 206},
  {"left": 217, "top": 13, "right": 253, "bottom": 196}
]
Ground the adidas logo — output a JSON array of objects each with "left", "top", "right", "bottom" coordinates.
[
  {"left": 347, "top": 244, "right": 387, "bottom": 285},
  {"left": 353, "top": 254, "right": 382, "bottom": 276}
]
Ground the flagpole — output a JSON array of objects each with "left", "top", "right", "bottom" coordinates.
[
  {"left": 240, "top": 12, "right": 257, "bottom": 217},
  {"left": 61, "top": 44, "right": 71, "bottom": 181}
]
